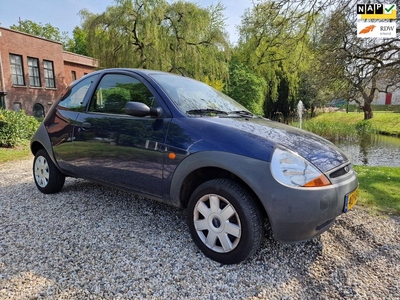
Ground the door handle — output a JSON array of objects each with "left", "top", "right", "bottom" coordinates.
[{"left": 81, "top": 122, "right": 91, "bottom": 130}]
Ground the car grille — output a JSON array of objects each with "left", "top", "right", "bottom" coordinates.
[{"left": 329, "top": 164, "right": 352, "bottom": 179}]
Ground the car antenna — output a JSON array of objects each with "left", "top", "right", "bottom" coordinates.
[{"left": 170, "top": 66, "right": 186, "bottom": 77}]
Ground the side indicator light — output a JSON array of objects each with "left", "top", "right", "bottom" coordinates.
[{"left": 303, "top": 175, "right": 331, "bottom": 187}]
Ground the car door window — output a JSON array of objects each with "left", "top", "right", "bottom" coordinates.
[
  {"left": 89, "top": 74, "right": 156, "bottom": 114},
  {"left": 58, "top": 75, "right": 96, "bottom": 111}
]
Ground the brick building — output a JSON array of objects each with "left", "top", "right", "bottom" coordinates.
[{"left": 0, "top": 27, "right": 98, "bottom": 117}]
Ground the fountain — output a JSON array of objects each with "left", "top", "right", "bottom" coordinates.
[{"left": 297, "top": 100, "right": 304, "bottom": 129}]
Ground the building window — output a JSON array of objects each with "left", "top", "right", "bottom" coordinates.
[
  {"left": 28, "top": 57, "right": 41, "bottom": 87},
  {"left": 43, "top": 60, "right": 56, "bottom": 88},
  {"left": 0, "top": 92, "right": 6, "bottom": 109},
  {"left": 10, "top": 54, "right": 25, "bottom": 86},
  {"left": 71, "top": 70, "right": 76, "bottom": 81},
  {"left": 13, "top": 102, "right": 22, "bottom": 112},
  {"left": 33, "top": 103, "right": 45, "bottom": 119}
]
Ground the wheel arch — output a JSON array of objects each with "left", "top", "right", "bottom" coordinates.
[
  {"left": 30, "top": 123, "right": 57, "bottom": 167},
  {"left": 31, "top": 140, "right": 45, "bottom": 156},
  {"left": 170, "top": 151, "right": 270, "bottom": 218}
]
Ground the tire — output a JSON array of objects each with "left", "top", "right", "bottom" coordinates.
[
  {"left": 33, "top": 149, "right": 65, "bottom": 194},
  {"left": 187, "top": 178, "right": 264, "bottom": 264}
]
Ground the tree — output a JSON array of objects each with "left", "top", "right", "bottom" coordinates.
[
  {"left": 224, "top": 62, "right": 266, "bottom": 115},
  {"left": 66, "top": 26, "right": 89, "bottom": 56},
  {"left": 317, "top": 6, "right": 400, "bottom": 119},
  {"left": 263, "top": 65, "right": 294, "bottom": 121},
  {"left": 297, "top": 70, "right": 325, "bottom": 118},
  {"left": 266, "top": 0, "right": 400, "bottom": 120},
  {"left": 10, "top": 19, "right": 70, "bottom": 48},
  {"left": 161, "top": 0, "right": 229, "bottom": 79},
  {"left": 80, "top": 0, "right": 230, "bottom": 81},
  {"left": 235, "top": 0, "right": 316, "bottom": 119},
  {"left": 79, "top": 0, "right": 166, "bottom": 68}
]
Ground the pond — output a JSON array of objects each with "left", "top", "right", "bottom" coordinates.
[{"left": 335, "top": 134, "right": 400, "bottom": 167}]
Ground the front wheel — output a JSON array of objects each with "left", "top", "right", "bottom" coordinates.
[
  {"left": 33, "top": 149, "right": 65, "bottom": 194},
  {"left": 187, "top": 179, "right": 264, "bottom": 264}
]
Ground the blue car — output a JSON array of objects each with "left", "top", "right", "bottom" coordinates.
[{"left": 31, "top": 68, "right": 359, "bottom": 264}]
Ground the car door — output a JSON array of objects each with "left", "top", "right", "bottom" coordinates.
[
  {"left": 45, "top": 74, "right": 97, "bottom": 174},
  {"left": 73, "top": 72, "right": 170, "bottom": 198}
]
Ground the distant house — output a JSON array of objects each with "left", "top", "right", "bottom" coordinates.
[
  {"left": 372, "top": 88, "right": 400, "bottom": 105},
  {"left": 0, "top": 27, "right": 98, "bottom": 117}
]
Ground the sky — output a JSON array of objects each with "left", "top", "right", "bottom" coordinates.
[{"left": 0, "top": 0, "right": 252, "bottom": 44}]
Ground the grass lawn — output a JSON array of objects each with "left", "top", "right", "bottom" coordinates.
[
  {"left": 0, "top": 145, "right": 32, "bottom": 164},
  {"left": 354, "top": 165, "right": 400, "bottom": 215},
  {"left": 367, "top": 112, "right": 400, "bottom": 136}
]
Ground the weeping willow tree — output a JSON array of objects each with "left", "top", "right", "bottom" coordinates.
[
  {"left": 235, "top": 0, "right": 318, "bottom": 120},
  {"left": 162, "top": 1, "right": 230, "bottom": 80},
  {"left": 80, "top": 0, "right": 230, "bottom": 81},
  {"left": 80, "top": 0, "right": 167, "bottom": 69}
]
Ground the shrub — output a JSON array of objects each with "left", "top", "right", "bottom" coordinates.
[
  {"left": 301, "top": 117, "right": 377, "bottom": 143},
  {"left": 0, "top": 109, "right": 40, "bottom": 148},
  {"left": 355, "top": 121, "right": 376, "bottom": 135}
]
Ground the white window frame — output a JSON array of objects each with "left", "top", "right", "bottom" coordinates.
[
  {"left": 28, "top": 57, "right": 41, "bottom": 87},
  {"left": 43, "top": 60, "right": 56, "bottom": 88},
  {"left": 10, "top": 54, "right": 25, "bottom": 86}
]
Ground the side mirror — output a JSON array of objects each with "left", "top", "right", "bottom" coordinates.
[{"left": 124, "top": 102, "right": 163, "bottom": 118}]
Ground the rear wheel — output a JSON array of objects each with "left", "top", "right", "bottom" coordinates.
[
  {"left": 33, "top": 149, "right": 65, "bottom": 194},
  {"left": 187, "top": 179, "right": 264, "bottom": 264}
]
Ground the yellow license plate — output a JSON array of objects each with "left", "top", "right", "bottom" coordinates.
[{"left": 344, "top": 187, "right": 359, "bottom": 212}]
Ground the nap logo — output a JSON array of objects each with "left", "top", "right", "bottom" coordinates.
[
  {"left": 357, "top": 3, "right": 396, "bottom": 19},
  {"left": 357, "top": 22, "right": 397, "bottom": 38}
]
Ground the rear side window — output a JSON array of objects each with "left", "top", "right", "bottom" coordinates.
[
  {"left": 58, "top": 75, "right": 96, "bottom": 111},
  {"left": 88, "top": 74, "right": 155, "bottom": 114}
]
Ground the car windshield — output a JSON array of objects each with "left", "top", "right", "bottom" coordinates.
[{"left": 151, "top": 74, "right": 250, "bottom": 115}]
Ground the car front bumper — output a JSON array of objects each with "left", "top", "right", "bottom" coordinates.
[{"left": 258, "top": 164, "right": 359, "bottom": 243}]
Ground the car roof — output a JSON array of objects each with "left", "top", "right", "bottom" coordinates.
[
  {"left": 70, "top": 68, "right": 184, "bottom": 89},
  {"left": 92, "top": 68, "right": 179, "bottom": 77}
]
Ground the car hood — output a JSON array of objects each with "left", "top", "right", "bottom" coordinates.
[{"left": 205, "top": 116, "right": 349, "bottom": 173}]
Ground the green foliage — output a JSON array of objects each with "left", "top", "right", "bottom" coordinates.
[
  {"left": 299, "top": 111, "right": 400, "bottom": 141},
  {"left": 80, "top": 0, "right": 229, "bottom": 81},
  {"left": 10, "top": 19, "right": 71, "bottom": 48},
  {"left": 0, "top": 109, "right": 40, "bottom": 148},
  {"left": 203, "top": 76, "right": 224, "bottom": 91},
  {"left": 264, "top": 67, "right": 294, "bottom": 120},
  {"left": 355, "top": 121, "right": 375, "bottom": 136},
  {"left": 65, "top": 26, "right": 89, "bottom": 56},
  {"left": 235, "top": 1, "right": 316, "bottom": 119},
  {"left": 224, "top": 63, "right": 266, "bottom": 115},
  {"left": 302, "top": 120, "right": 359, "bottom": 142}
]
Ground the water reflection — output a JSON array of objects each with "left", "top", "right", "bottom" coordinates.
[{"left": 335, "top": 135, "right": 400, "bottom": 166}]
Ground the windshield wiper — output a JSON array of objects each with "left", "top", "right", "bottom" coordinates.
[
  {"left": 186, "top": 109, "right": 228, "bottom": 115},
  {"left": 228, "top": 110, "right": 254, "bottom": 117}
]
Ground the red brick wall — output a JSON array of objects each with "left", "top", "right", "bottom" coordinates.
[
  {"left": 0, "top": 27, "right": 98, "bottom": 116},
  {"left": 63, "top": 61, "right": 96, "bottom": 85},
  {"left": 63, "top": 51, "right": 99, "bottom": 85},
  {"left": 0, "top": 28, "right": 67, "bottom": 116}
]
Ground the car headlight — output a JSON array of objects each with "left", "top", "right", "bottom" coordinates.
[{"left": 271, "top": 148, "right": 331, "bottom": 187}]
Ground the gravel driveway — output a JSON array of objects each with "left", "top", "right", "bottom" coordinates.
[{"left": 1, "top": 158, "right": 399, "bottom": 299}]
